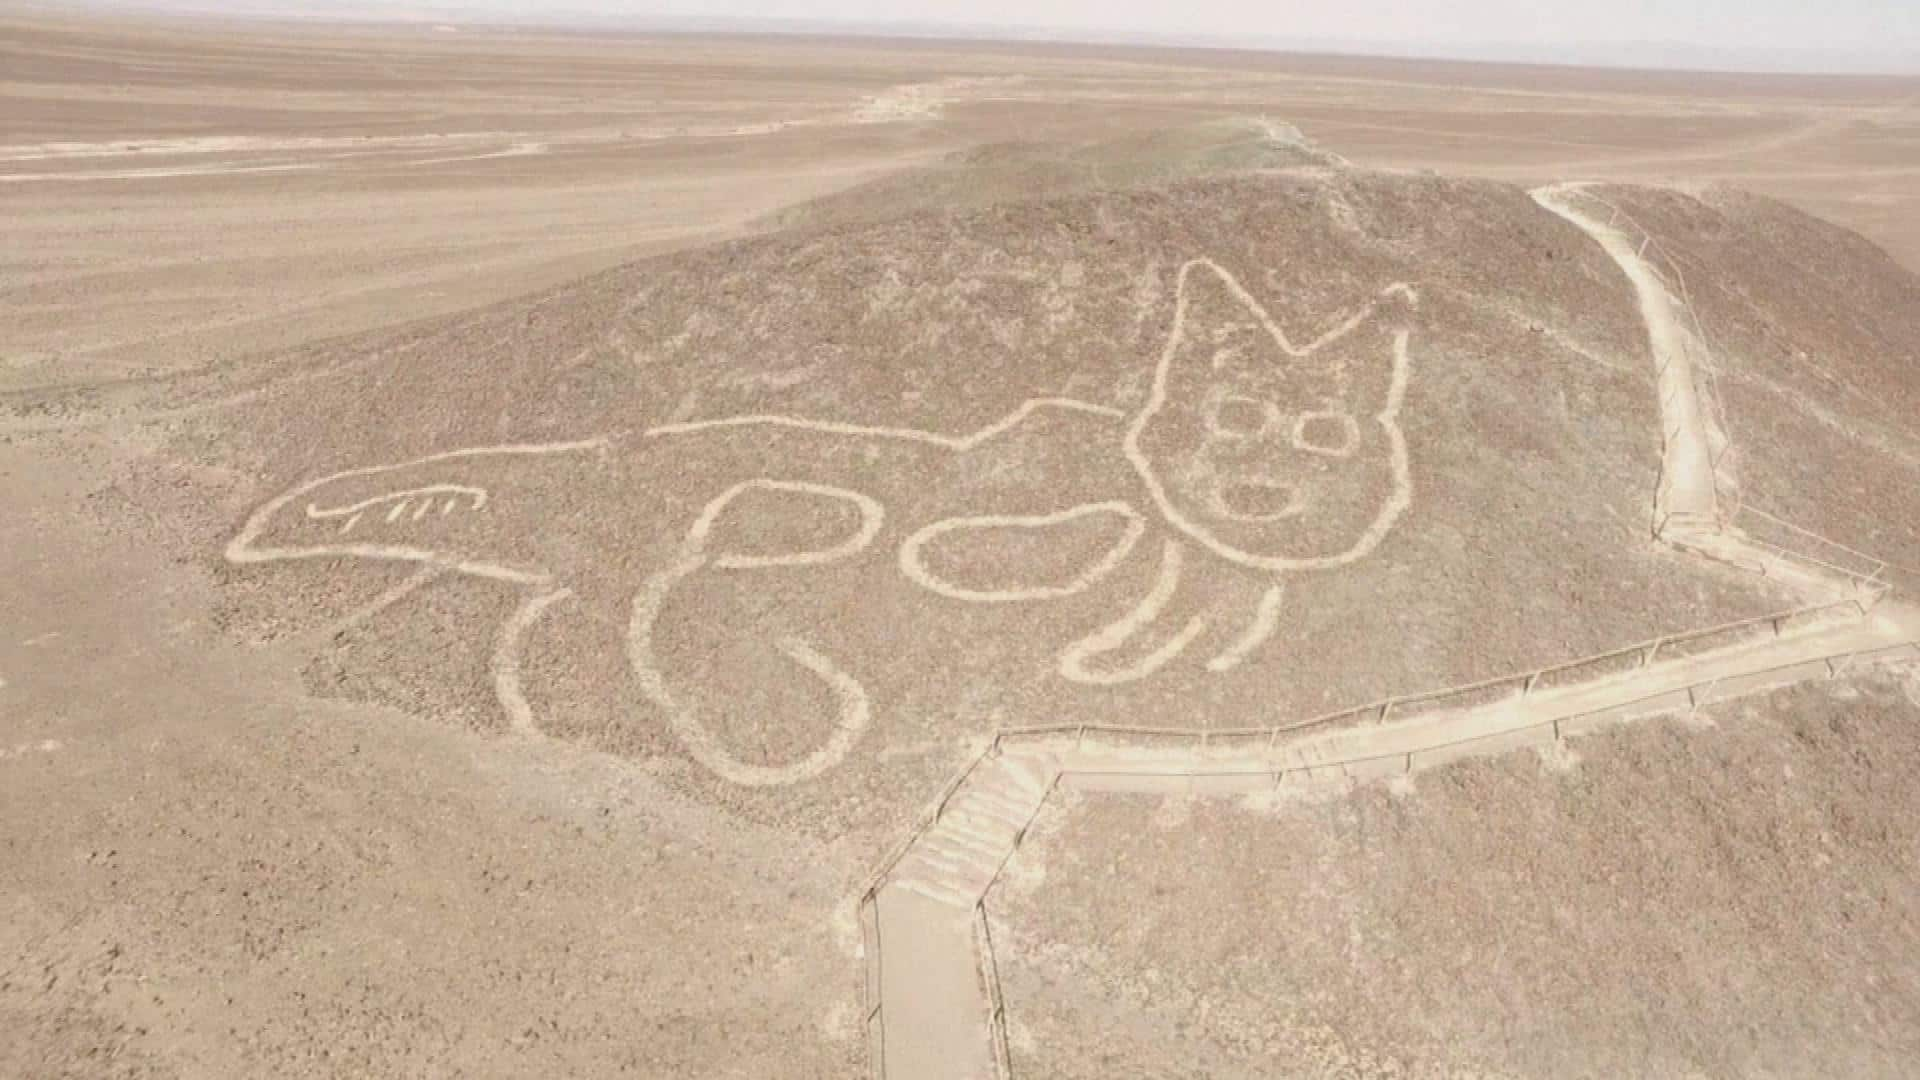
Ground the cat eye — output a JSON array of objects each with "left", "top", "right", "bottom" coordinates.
[
  {"left": 1291, "top": 410, "right": 1360, "bottom": 457},
  {"left": 1206, "top": 394, "right": 1278, "bottom": 438}
]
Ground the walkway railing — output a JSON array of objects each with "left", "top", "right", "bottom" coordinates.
[
  {"left": 1563, "top": 185, "right": 1918, "bottom": 602},
  {"left": 985, "top": 632, "right": 1918, "bottom": 1076},
  {"left": 857, "top": 186, "right": 1917, "bottom": 1078},
  {"left": 856, "top": 577, "right": 1908, "bottom": 1078},
  {"left": 990, "top": 590, "right": 1882, "bottom": 753}
]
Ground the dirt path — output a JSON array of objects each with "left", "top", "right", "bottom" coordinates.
[
  {"left": 855, "top": 182, "right": 1920, "bottom": 1080},
  {"left": 866, "top": 599, "right": 1920, "bottom": 1078},
  {"left": 1532, "top": 182, "right": 1725, "bottom": 531}
]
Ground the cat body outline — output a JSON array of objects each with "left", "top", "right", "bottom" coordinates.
[{"left": 227, "top": 258, "right": 1420, "bottom": 786}]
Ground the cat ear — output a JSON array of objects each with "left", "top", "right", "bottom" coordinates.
[
  {"left": 1166, "top": 260, "right": 1277, "bottom": 379},
  {"left": 1331, "top": 284, "right": 1417, "bottom": 420},
  {"left": 1158, "top": 260, "right": 1414, "bottom": 417}
]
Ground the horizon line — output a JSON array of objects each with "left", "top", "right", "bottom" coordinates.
[{"left": 26, "top": 2, "right": 1920, "bottom": 79}]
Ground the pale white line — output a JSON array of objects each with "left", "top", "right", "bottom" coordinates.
[
  {"left": 225, "top": 437, "right": 610, "bottom": 585},
  {"left": 0, "top": 161, "right": 327, "bottom": 183},
  {"left": 898, "top": 501, "right": 1146, "bottom": 603},
  {"left": 491, "top": 588, "right": 575, "bottom": 738},
  {"left": 684, "top": 478, "right": 885, "bottom": 570},
  {"left": 1532, "top": 182, "right": 1883, "bottom": 603},
  {"left": 1206, "top": 584, "right": 1286, "bottom": 673},
  {"left": 627, "top": 555, "right": 872, "bottom": 787},
  {"left": 1059, "top": 539, "right": 1206, "bottom": 685},
  {"left": 1201, "top": 255, "right": 1417, "bottom": 358},
  {"left": 411, "top": 142, "right": 550, "bottom": 166},
  {"left": 312, "top": 565, "right": 446, "bottom": 642},
  {"left": 385, "top": 502, "right": 408, "bottom": 524},
  {"left": 1532, "top": 184, "right": 1719, "bottom": 527},
  {"left": 1071, "top": 615, "right": 1208, "bottom": 687},
  {"left": 865, "top": 599, "right": 1920, "bottom": 1080},
  {"left": 1124, "top": 256, "right": 1417, "bottom": 573},
  {"left": 0, "top": 132, "right": 514, "bottom": 162},
  {"left": 644, "top": 397, "right": 1124, "bottom": 451},
  {"left": 770, "top": 633, "right": 874, "bottom": 763},
  {"left": 863, "top": 219, "right": 1916, "bottom": 1080}
]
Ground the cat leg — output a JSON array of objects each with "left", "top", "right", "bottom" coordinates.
[
  {"left": 490, "top": 586, "right": 577, "bottom": 737},
  {"left": 1057, "top": 538, "right": 1210, "bottom": 685},
  {"left": 1205, "top": 582, "right": 1286, "bottom": 673}
]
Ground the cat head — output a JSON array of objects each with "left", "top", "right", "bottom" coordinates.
[{"left": 1125, "top": 259, "right": 1417, "bottom": 572}]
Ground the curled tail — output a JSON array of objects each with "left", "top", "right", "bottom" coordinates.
[{"left": 627, "top": 478, "right": 884, "bottom": 787}]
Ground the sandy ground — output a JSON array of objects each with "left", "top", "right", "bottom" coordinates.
[
  {"left": 1584, "top": 184, "right": 1920, "bottom": 591},
  {"left": 0, "top": 431, "right": 870, "bottom": 1079},
  {"left": 991, "top": 669, "right": 1920, "bottom": 1078},
  {"left": 4, "top": 10, "right": 1920, "bottom": 1079},
  {"left": 4, "top": 11, "right": 1918, "bottom": 390}
]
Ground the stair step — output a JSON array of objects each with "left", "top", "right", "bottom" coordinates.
[
  {"left": 898, "top": 849, "right": 967, "bottom": 882},
  {"left": 889, "top": 877, "right": 973, "bottom": 910},
  {"left": 942, "top": 812, "right": 1020, "bottom": 847},
  {"left": 948, "top": 799, "right": 1027, "bottom": 833},
  {"left": 959, "top": 789, "right": 1036, "bottom": 824},
  {"left": 924, "top": 830, "right": 1000, "bottom": 864},
  {"left": 994, "top": 757, "right": 1054, "bottom": 795},
  {"left": 910, "top": 864, "right": 993, "bottom": 899}
]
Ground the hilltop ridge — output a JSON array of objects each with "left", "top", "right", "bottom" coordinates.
[{"left": 116, "top": 154, "right": 1913, "bottom": 830}]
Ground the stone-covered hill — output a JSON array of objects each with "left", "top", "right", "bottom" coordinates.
[
  {"left": 80, "top": 158, "right": 1910, "bottom": 845},
  {"left": 1592, "top": 182, "right": 1920, "bottom": 582},
  {"left": 14, "top": 129, "right": 1920, "bottom": 1080},
  {"left": 759, "top": 116, "right": 1348, "bottom": 232}
]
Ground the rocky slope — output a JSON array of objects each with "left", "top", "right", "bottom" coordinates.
[{"left": 7, "top": 129, "right": 1918, "bottom": 1077}]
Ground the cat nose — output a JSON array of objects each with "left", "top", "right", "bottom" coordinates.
[{"left": 1219, "top": 480, "right": 1307, "bottom": 521}]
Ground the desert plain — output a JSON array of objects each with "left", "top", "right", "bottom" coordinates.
[{"left": 4, "top": 8, "right": 1920, "bottom": 1078}]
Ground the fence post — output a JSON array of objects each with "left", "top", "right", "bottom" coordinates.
[
  {"left": 975, "top": 902, "right": 1013, "bottom": 1080},
  {"left": 862, "top": 894, "right": 886, "bottom": 1080}
]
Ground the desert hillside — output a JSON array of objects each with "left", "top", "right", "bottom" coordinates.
[
  {"left": 1595, "top": 183, "right": 1920, "bottom": 575},
  {"left": 995, "top": 667, "right": 1920, "bottom": 1079},
  {"left": 5, "top": 66, "right": 1918, "bottom": 1073},
  {"left": 132, "top": 165, "right": 1853, "bottom": 827}
]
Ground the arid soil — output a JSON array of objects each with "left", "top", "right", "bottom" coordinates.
[
  {"left": 150, "top": 169, "right": 1806, "bottom": 832},
  {"left": 1585, "top": 184, "right": 1920, "bottom": 589},
  {"left": 1, "top": 430, "right": 870, "bottom": 1079},
  {"left": 6, "top": 11, "right": 1919, "bottom": 390},
  {"left": 991, "top": 669, "right": 1920, "bottom": 1078},
  {"left": 3, "top": 10, "right": 1920, "bottom": 1079}
]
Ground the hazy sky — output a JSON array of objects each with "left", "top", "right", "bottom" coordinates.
[
  {"left": 661, "top": 0, "right": 1917, "bottom": 52},
  {"left": 83, "top": 0, "right": 1920, "bottom": 72}
]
